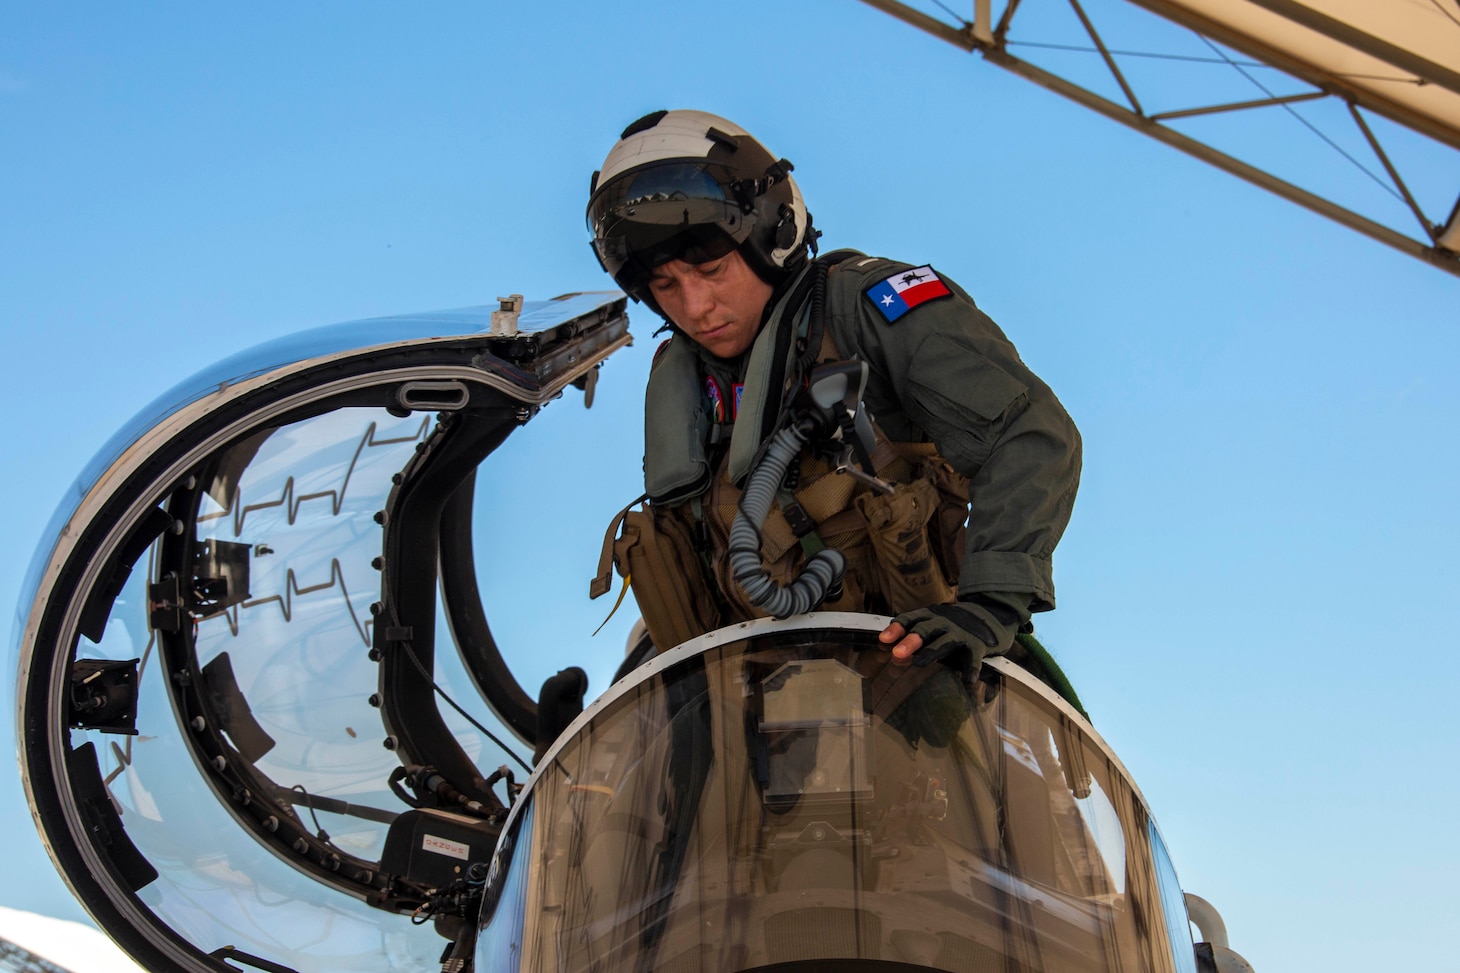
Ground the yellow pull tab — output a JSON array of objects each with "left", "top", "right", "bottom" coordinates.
[
  {"left": 591, "top": 572, "right": 632, "bottom": 637},
  {"left": 590, "top": 493, "right": 647, "bottom": 599}
]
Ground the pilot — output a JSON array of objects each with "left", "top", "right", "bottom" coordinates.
[{"left": 588, "top": 110, "right": 1081, "bottom": 675}]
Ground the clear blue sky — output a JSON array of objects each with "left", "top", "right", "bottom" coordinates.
[{"left": 2, "top": 3, "right": 1457, "bottom": 971}]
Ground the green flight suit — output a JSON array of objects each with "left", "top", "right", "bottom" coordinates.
[{"left": 640, "top": 249, "right": 1081, "bottom": 631}]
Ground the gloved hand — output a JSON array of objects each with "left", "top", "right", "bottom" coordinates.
[{"left": 879, "top": 600, "right": 1016, "bottom": 679}]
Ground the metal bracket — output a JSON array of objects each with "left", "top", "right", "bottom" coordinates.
[
  {"left": 68, "top": 658, "right": 141, "bottom": 735},
  {"left": 490, "top": 294, "right": 524, "bottom": 336}
]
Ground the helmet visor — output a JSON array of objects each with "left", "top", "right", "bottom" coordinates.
[{"left": 588, "top": 161, "right": 755, "bottom": 289}]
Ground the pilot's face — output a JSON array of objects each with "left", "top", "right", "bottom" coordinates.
[{"left": 648, "top": 249, "right": 773, "bottom": 359}]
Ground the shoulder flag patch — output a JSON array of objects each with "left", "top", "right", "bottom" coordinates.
[{"left": 864, "top": 265, "right": 952, "bottom": 323}]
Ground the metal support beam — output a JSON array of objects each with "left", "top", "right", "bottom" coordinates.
[
  {"left": 852, "top": 0, "right": 1460, "bottom": 278},
  {"left": 994, "top": 0, "right": 1024, "bottom": 42},
  {"left": 1440, "top": 194, "right": 1460, "bottom": 252},
  {"left": 855, "top": 0, "right": 975, "bottom": 50},
  {"left": 1068, "top": 0, "right": 1144, "bottom": 115},
  {"left": 1120, "top": 0, "right": 1460, "bottom": 152},
  {"left": 1347, "top": 102, "right": 1437, "bottom": 242},
  {"left": 981, "top": 44, "right": 1460, "bottom": 276},
  {"left": 975, "top": 0, "right": 993, "bottom": 44},
  {"left": 1240, "top": 0, "right": 1460, "bottom": 100},
  {"left": 1149, "top": 90, "right": 1326, "bottom": 123}
]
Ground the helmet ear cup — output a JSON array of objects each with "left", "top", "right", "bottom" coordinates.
[
  {"left": 768, "top": 166, "right": 810, "bottom": 269},
  {"left": 774, "top": 204, "right": 798, "bottom": 253}
]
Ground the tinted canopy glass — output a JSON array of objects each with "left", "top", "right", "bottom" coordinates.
[{"left": 478, "top": 620, "right": 1187, "bottom": 973}]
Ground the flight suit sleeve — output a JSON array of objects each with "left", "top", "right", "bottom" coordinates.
[{"left": 828, "top": 258, "right": 1081, "bottom": 616}]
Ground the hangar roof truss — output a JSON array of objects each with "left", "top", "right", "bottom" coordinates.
[{"left": 859, "top": 0, "right": 1460, "bottom": 279}]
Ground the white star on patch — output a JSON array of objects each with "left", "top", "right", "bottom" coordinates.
[{"left": 880, "top": 294, "right": 895, "bottom": 307}]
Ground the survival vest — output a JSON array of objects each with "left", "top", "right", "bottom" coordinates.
[{"left": 591, "top": 253, "right": 972, "bottom": 654}]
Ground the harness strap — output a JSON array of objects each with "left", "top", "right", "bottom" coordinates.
[{"left": 590, "top": 492, "right": 648, "bottom": 600}]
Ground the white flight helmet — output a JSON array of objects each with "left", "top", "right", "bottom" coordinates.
[{"left": 586, "top": 110, "right": 815, "bottom": 308}]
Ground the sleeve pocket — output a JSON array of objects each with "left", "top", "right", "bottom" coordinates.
[{"left": 907, "top": 333, "right": 1027, "bottom": 468}]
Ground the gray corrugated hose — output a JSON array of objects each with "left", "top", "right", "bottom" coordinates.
[{"left": 728, "top": 419, "right": 846, "bottom": 618}]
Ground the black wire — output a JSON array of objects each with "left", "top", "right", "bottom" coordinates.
[
  {"left": 929, "top": 0, "right": 969, "bottom": 25},
  {"left": 290, "top": 785, "right": 330, "bottom": 840},
  {"left": 1194, "top": 33, "right": 1402, "bottom": 202},
  {"left": 1430, "top": 0, "right": 1460, "bottom": 29},
  {"left": 1006, "top": 38, "right": 1424, "bottom": 84},
  {"left": 1009, "top": 38, "right": 1266, "bottom": 66},
  {"left": 398, "top": 638, "right": 532, "bottom": 773}
]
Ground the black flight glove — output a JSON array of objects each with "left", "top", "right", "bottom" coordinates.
[{"left": 888, "top": 599, "right": 1017, "bottom": 680}]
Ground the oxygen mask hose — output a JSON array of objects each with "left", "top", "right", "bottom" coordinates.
[{"left": 728, "top": 417, "right": 847, "bottom": 618}]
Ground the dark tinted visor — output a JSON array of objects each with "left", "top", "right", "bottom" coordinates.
[{"left": 588, "top": 161, "right": 754, "bottom": 288}]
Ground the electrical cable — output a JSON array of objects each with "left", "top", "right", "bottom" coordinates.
[
  {"left": 290, "top": 785, "right": 330, "bottom": 840},
  {"left": 1429, "top": 0, "right": 1460, "bottom": 30},
  {"left": 928, "top": 0, "right": 969, "bottom": 25},
  {"left": 1009, "top": 38, "right": 1265, "bottom": 66},
  {"left": 1005, "top": 39, "right": 1423, "bottom": 84},
  {"left": 1195, "top": 32, "right": 1403, "bottom": 202},
  {"left": 397, "top": 638, "right": 532, "bottom": 773}
]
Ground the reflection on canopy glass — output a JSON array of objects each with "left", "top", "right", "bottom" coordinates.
[
  {"left": 76, "top": 408, "right": 458, "bottom": 972},
  {"left": 480, "top": 627, "right": 1182, "bottom": 973},
  {"left": 18, "top": 291, "right": 632, "bottom": 973}
]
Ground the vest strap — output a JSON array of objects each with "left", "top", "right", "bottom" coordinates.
[{"left": 590, "top": 492, "right": 647, "bottom": 600}]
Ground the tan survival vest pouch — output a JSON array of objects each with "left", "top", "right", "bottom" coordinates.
[
  {"left": 590, "top": 497, "right": 722, "bottom": 654},
  {"left": 691, "top": 321, "right": 970, "bottom": 620},
  {"left": 590, "top": 312, "right": 973, "bottom": 651},
  {"left": 855, "top": 472, "right": 957, "bottom": 611},
  {"left": 705, "top": 438, "right": 969, "bottom": 618}
]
